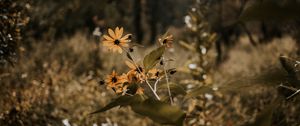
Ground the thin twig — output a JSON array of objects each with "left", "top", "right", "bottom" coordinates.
[
  {"left": 145, "top": 79, "right": 161, "bottom": 100},
  {"left": 154, "top": 77, "right": 162, "bottom": 92},
  {"left": 287, "top": 89, "right": 300, "bottom": 100},
  {"left": 278, "top": 84, "right": 300, "bottom": 100},
  {"left": 278, "top": 84, "right": 297, "bottom": 92}
]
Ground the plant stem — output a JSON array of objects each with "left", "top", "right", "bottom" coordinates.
[
  {"left": 278, "top": 84, "right": 297, "bottom": 92},
  {"left": 278, "top": 84, "right": 300, "bottom": 100},
  {"left": 287, "top": 89, "right": 300, "bottom": 100},
  {"left": 162, "top": 56, "right": 173, "bottom": 104},
  {"left": 145, "top": 79, "right": 161, "bottom": 100},
  {"left": 154, "top": 77, "right": 162, "bottom": 92}
]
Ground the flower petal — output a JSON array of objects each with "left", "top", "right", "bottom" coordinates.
[
  {"left": 125, "top": 61, "right": 137, "bottom": 69},
  {"left": 115, "top": 27, "right": 120, "bottom": 38},
  {"left": 117, "top": 47, "right": 123, "bottom": 53},
  {"left": 108, "top": 28, "right": 116, "bottom": 39},
  {"left": 103, "top": 35, "right": 113, "bottom": 41},
  {"left": 120, "top": 42, "right": 129, "bottom": 47},
  {"left": 112, "top": 46, "right": 117, "bottom": 53},
  {"left": 117, "top": 27, "right": 124, "bottom": 39},
  {"left": 102, "top": 41, "right": 114, "bottom": 46},
  {"left": 136, "top": 87, "right": 144, "bottom": 94},
  {"left": 120, "top": 34, "right": 131, "bottom": 40}
]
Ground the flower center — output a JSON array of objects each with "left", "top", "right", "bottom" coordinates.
[
  {"left": 114, "top": 39, "right": 120, "bottom": 45},
  {"left": 135, "top": 67, "right": 143, "bottom": 73},
  {"left": 155, "top": 71, "right": 159, "bottom": 77},
  {"left": 112, "top": 76, "right": 118, "bottom": 83},
  {"left": 163, "top": 39, "right": 167, "bottom": 44}
]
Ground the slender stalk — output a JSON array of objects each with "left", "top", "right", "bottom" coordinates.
[
  {"left": 278, "top": 84, "right": 300, "bottom": 100},
  {"left": 278, "top": 84, "right": 297, "bottom": 92},
  {"left": 154, "top": 77, "right": 162, "bottom": 92},
  {"left": 145, "top": 79, "right": 161, "bottom": 100},
  {"left": 162, "top": 56, "right": 173, "bottom": 104},
  {"left": 287, "top": 89, "right": 300, "bottom": 100}
]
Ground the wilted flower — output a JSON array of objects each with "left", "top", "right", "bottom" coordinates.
[{"left": 159, "top": 34, "right": 173, "bottom": 48}]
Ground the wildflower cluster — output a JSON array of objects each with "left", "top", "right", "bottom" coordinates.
[
  {"left": 101, "top": 27, "right": 175, "bottom": 99},
  {"left": 93, "top": 27, "right": 186, "bottom": 126}
]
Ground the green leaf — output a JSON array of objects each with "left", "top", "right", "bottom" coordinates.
[
  {"left": 131, "top": 99, "right": 185, "bottom": 126},
  {"left": 143, "top": 46, "right": 165, "bottom": 71},
  {"left": 239, "top": 1, "right": 300, "bottom": 22},
  {"left": 244, "top": 105, "right": 274, "bottom": 126},
  {"left": 91, "top": 95, "right": 144, "bottom": 114},
  {"left": 185, "top": 86, "right": 214, "bottom": 99},
  {"left": 158, "top": 83, "right": 186, "bottom": 96}
]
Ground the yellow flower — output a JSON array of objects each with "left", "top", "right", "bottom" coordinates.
[
  {"left": 125, "top": 61, "right": 146, "bottom": 83},
  {"left": 159, "top": 34, "right": 173, "bottom": 48},
  {"left": 102, "top": 27, "right": 131, "bottom": 53},
  {"left": 105, "top": 70, "right": 127, "bottom": 88},
  {"left": 147, "top": 68, "right": 162, "bottom": 79},
  {"left": 114, "top": 84, "right": 128, "bottom": 95}
]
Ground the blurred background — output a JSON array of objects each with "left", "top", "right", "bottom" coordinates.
[{"left": 1, "top": 0, "right": 300, "bottom": 125}]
